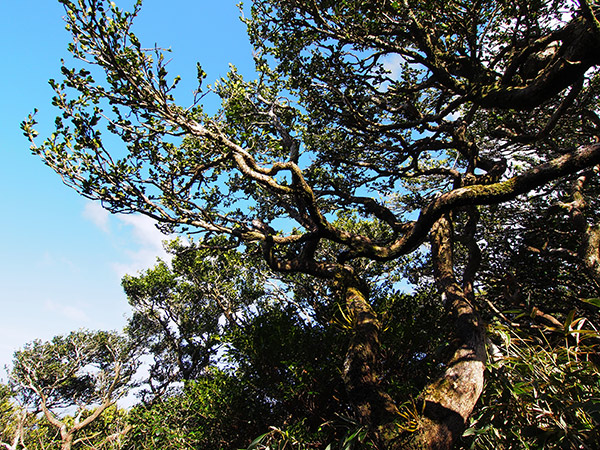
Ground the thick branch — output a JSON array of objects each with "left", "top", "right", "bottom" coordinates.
[
  {"left": 342, "top": 143, "right": 600, "bottom": 261},
  {"left": 475, "top": 16, "right": 600, "bottom": 109},
  {"left": 561, "top": 170, "right": 600, "bottom": 283}
]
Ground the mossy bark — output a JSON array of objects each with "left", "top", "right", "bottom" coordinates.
[
  {"left": 566, "top": 173, "right": 600, "bottom": 284},
  {"left": 389, "top": 215, "right": 486, "bottom": 450},
  {"left": 335, "top": 216, "right": 485, "bottom": 449},
  {"left": 336, "top": 271, "right": 400, "bottom": 429}
]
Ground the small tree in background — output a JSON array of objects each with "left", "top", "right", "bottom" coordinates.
[
  {"left": 122, "top": 238, "right": 268, "bottom": 400},
  {"left": 9, "top": 330, "right": 138, "bottom": 450},
  {"left": 0, "top": 383, "right": 26, "bottom": 450}
]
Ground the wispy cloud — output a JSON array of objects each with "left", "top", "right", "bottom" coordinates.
[
  {"left": 117, "top": 214, "right": 167, "bottom": 251},
  {"left": 82, "top": 202, "right": 172, "bottom": 277},
  {"left": 44, "top": 299, "right": 90, "bottom": 323},
  {"left": 112, "top": 213, "right": 172, "bottom": 277},
  {"left": 82, "top": 202, "right": 110, "bottom": 233},
  {"left": 112, "top": 247, "right": 167, "bottom": 278}
]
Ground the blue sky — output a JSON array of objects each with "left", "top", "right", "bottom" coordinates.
[{"left": 0, "top": 0, "right": 255, "bottom": 376}]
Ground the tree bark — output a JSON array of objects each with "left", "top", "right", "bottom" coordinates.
[
  {"left": 474, "top": 14, "right": 600, "bottom": 109},
  {"left": 565, "top": 172, "right": 600, "bottom": 284},
  {"left": 337, "top": 215, "right": 486, "bottom": 449},
  {"left": 397, "top": 215, "right": 486, "bottom": 449},
  {"left": 336, "top": 270, "right": 400, "bottom": 430},
  {"left": 60, "top": 428, "right": 74, "bottom": 450}
]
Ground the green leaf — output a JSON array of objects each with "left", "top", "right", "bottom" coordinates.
[
  {"left": 580, "top": 297, "right": 600, "bottom": 308},
  {"left": 246, "top": 432, "right": 269, "bottom": 449}
]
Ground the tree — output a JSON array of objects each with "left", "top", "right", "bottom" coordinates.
[
  {"left": 21, "top": 0, "right": 600, "bottom": 447},
  {"left": 117, "top": 232, "right": 443, "bottom": 448},
  {"left": 1, "top": 382, "right": 59, "bottom": 450},
  {"left": 9, "top": 330, "right": 138, "bottom": 450},
  {"left": 123, "top": 238, "right": 267, "bottom": 400},
  {"left": 121, "top": 240, "right": 348, "bottom": 447},
  {"left": 456, "top": 176, "right": 600, "bottom": 448},
  {"left": 0, "top": 383, "right": 27, "bottom": 450}
]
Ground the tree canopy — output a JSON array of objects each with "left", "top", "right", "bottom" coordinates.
[
  {"left": 8, "top": 330, "right": 138, "bottom": 450},
  {"left": 20, "top": 0, "right": 600, "bottom": 448},
  {"left": 123, "top": 238, "right": 266, "bottom": 400}
]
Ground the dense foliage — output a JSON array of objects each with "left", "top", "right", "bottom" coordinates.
[
  {"left": 122, "top": 238, "right": 267, "bottom": 400},
  {"left": 5, "top": 331, "right": 137, "bottom": 450}
]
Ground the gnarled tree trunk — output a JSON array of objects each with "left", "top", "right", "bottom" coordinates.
[
  {"left": 392, "top": 215, "right": 486, "bottom": 449},
  {"left": 336, "top": 270, "right": 400, "bottom": 429},
  {"left": 337, "top": 214, "right": 486, "bottom": 449}
]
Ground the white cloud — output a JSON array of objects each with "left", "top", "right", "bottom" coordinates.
[
  {"left": 44, "top": 299, "right": 90, "bottom": 323},
  {"left": 112, "top": 214, "right": 172, "bottom": 277},
  {"left": 80, "top": 203, "right": 173, "bottom": 278},
  {"left": 382, "top": 53, "right": 406, "bottom": 81},
  {"left": 82, "top": 201, "right": 110, "bottom": 233},
  {"left": 117, "top": 214, "right": 167, "bottom": 251},
  {"left": 112, "top": 247, "right": 166, "bottom": 278}
]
